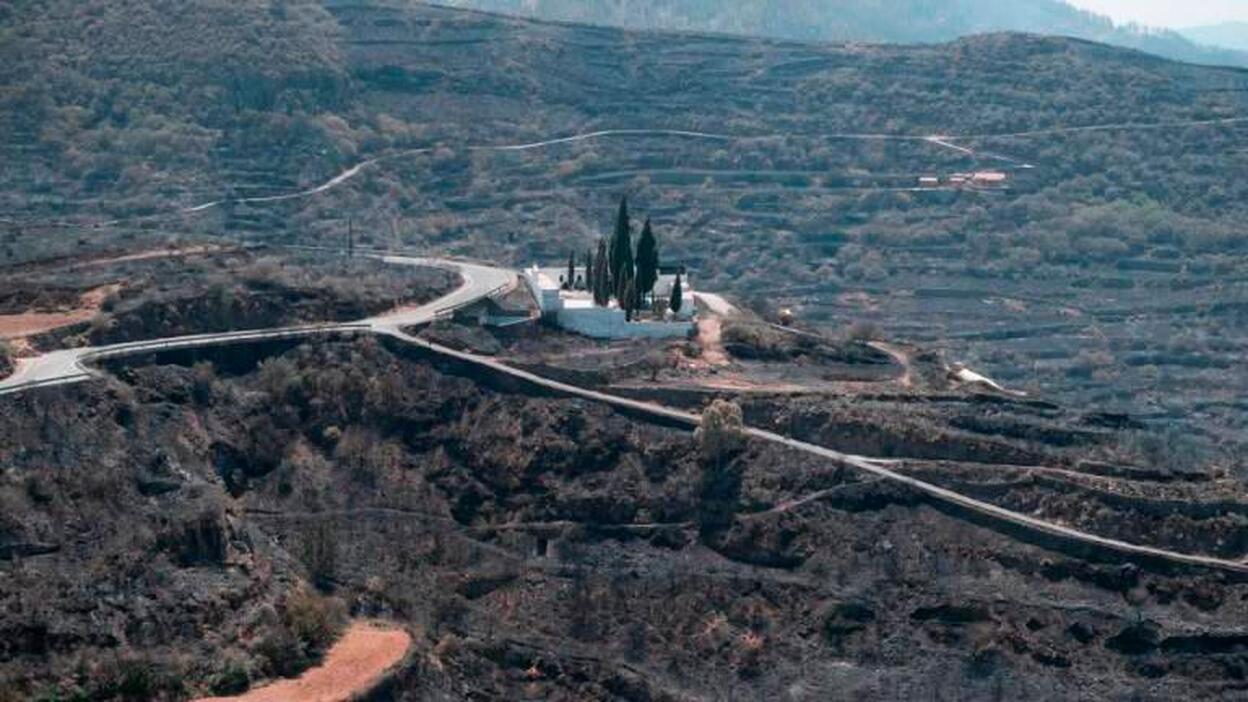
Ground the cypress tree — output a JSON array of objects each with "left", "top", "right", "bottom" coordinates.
[
  {"left": 584, "top": 248, "right": 595, "bottom": 292},
  {"left": 635, "top": 218, "right": 659, "bottom": 304},
  {"left": 616, "top": 238, "right": 634, "bottom": 303},
  {"left": 670, "top": 272, "right": 683, "bottom": 314},
  {"left": 610, "top": 197, "right": 633, "bottom": 301},
  {"left": 567, "top": 251, "right": 576, "bottom": 291},
  {"left": 593, "top": 239, "right": 610, "bottom": 306},
  {"left": 622, "top": 276, "right": 637, "bottom": 322}
]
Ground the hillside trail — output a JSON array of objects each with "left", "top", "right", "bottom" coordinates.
[
  {"left": 25, "top": 116, "right": 1247, "bottom": 232},
  {"left": 866, "top": 340, "right": 914, "bottom": 389},
  {"left": 696, "top": 316, "right": 730, "bottom": 368},
  {"left": 65, "top": 244, "right": 226, "bottom": 269},
  {"left": 194, "top": 621, "right": 411, "bottom": 702}
]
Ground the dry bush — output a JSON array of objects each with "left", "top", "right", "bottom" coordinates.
[
  {"left": 284, "top": 587, "right": 348, "bottom": 653},
  {"left": 209, "top": 657, "right": 252, "bottom": 696},
  {"left": 301, "top": 522, "right": 339, "bottom": 592},
  {"left": 696, "top": 399, "right": 746, "bottom": 466},
  {"left": 639, "top": 348, "right": 675, "bottom": 381},
  {"left": 0, "top": 341, "right": 13, "bottom": 379},
  {"left": 844, "top": 320, "right": 884, "bottom": 343},
  {"left": 257, "top": 586, "right": 348, "bottom": 678},
  {"left": 88, "top": 655, "right": 185, "bottom": 700}
]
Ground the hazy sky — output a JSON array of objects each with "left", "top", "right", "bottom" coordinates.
[{"left": 1066, "top": 0, "right": 1248, "bottom": 28}]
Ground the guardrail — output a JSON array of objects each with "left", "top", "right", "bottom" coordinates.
[
  {"left": 1, "top": 324, "right": 377, "bottom": 399},
  {"left": 432, "top": 279, "right": 517, "bottom": 320},
  {"left": 79, "top": 324, "right": 373, "bottom": 367},
  {"left": 388, "top": 331, "right": 1248, "bottom": 578},
  {"left": 0, "top": 373, "right": 95, "bottom": 397},
  {"left": 239, "top": 244, "right": 520, "bottom": 323}
]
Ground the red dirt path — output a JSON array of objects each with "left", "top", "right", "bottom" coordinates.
[
  {"left": 0, "top": 284, "right": 121, "bottom": 341},
  {"left": 195, "top": 621, "right": 412, "bottom": 702}
]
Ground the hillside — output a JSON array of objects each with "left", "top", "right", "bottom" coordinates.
[
  {"left": 3, "top": 0, "right": 1247, "bottom": 445},
  {"left": 6, "top": 329, "right": 1248, "bottom": 700},
  {"left": 1181, "top": 22, "right": 1248, "bottom": 53},
  {"left": 5, "top": 3, "right": 1248, "bottom": 699},
  {"left": 438, "top": 0, "right": 1248, "bottom": 67}
]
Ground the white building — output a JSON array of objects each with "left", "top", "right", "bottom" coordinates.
[{"left": 522, "top": 264, "right": 696, "bottom": 340}]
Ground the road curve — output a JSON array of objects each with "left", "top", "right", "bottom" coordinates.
[
  {"left": 384, "top": 328, "right": 1248, "bottom": 577},
  {"left": 16, "top": 115, "right": 1246, "bottom": 232},
  {"left": 0, "top": 254, "right": 517, "bottom": 397},
  {"left": 5, "top": 255, "right": 1246, "bottom": 578}
]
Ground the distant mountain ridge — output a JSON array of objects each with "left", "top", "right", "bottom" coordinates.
[
  {"left": 435, "top": 0, "right": 1248, "bottom": 67},
  {"left": 1181, "top": 21, "right": 1248, "bottom": 53}
]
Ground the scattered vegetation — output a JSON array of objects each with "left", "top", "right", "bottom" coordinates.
[
  {"left": 3, "top": 1, "right": 1246, "bottom": 445},
  {"left": 3, "top": 336, "right": 1246, "bottom": 698},
  {"left": 257, "top": 588, "right": 348, "bottom": 679},
  {"left": 7, "top": 249, "right": 456, "bottom": 350},
  {"left": 88, "top": 656, "right": 186, "bottom": 701},
  {"left": 3, "top": 3, "right": 1248, "bottom": 699},
  {"left": 0, "top": 341, "right": 13, "bottom": 379},
  {"left": 696, "top": 398, "right": 746, "bottom": 466},
  {"left": 208, "top": 658, "right": 253, "bottom": 697},
  {"left": 720, "top": 319, "right": 890, "bottom": 366},
  {"left": 441, "top": 0, "right": 1248, "bottom": 67}
]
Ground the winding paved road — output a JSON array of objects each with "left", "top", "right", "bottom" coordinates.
[
  {"left": 12, "top": 115, "right": 1244, "bottom": 233},
  {"left": 383, "top": 328, "right": 1248, "bottom": 577},
  {"left": 4, "top": 253, "right": 1247, "bottom": 577},
  {"left": 0, "top": 254, "right": 516, "bottom": 397}
]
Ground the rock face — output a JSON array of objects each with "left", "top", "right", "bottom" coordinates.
[{"left": 3, "top": 336, "right": 1248, "bottom": 699}]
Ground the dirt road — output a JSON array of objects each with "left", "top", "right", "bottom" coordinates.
[
  {"left": 196, "top": 621, "right": 411, "bottom": 702},
  {"left": 0, "top": 283, "right": 120, "bottom": 341}
]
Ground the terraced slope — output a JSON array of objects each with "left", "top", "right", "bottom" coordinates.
[
  {"left": 440, "top": 0, "right": 1248, "bottom": 67},
  {"left": 2, "top": 3, "right": 1247, "bottom": 468}
]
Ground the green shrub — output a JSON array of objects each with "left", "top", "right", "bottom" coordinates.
[
  {"left": 209, "top": 660, "right": 251, "bottom": 696},
  {"left": 284, "top": 587, "right": 348, "bottom": 653},
  {"left": 301, "top": 522, "right": 338, "bottom": 592},
  {"left": 256, "top": 587, "right": 347, "bottom": 678},
  {"left": 88, "top": 657, "right": 183, "bottom": 701},
  {"left": 0, "top": 341, "right": 13, "bottom": 379},
  {"left": 255, "top": 624, "right": 310, "bottom": 679}
]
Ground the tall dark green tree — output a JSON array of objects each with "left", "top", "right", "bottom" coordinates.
[
  {"left": 609, "top": 197, "right": 634, "bottom": 301},
  {"left": 584, "top": 248, "right": 595, "bottom": 291},
  {"left": 635, "top": 217, "right": 659, "bottom": 303},
  {"left": 593, "top": 239, "right": 611, "bottom": 306},
  {"left": 669, "top": 272, "right": 683, "bottom": 314},
  {"left": 622, "top": 275, "right": 637, "bottom": 322},
  {"left": 567, "top": 251, "right": 576, "bottom": 290}
]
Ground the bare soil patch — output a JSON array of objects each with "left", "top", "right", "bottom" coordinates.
[
  {"left": 197, "top": 621, "right": 411, "bottom": 702},
  {"left": 0, "top": 283, "right": 120, "bottom": 340},
  {"left": 3, "top": 248, "right": 457, "bottom": 350},
  {"left": 695, "top": 317, "right": 731, "bottom": 369}
]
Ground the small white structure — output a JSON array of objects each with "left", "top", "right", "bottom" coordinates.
[
  {"left": 949, "top": 363, "right": 1026, "bottom": 397},
  {"left": 949, "top": 171, "right": 1009, "bottom": 188},
  {"left": 522, "top": 264, "right": 696, "bottom": 340}
]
